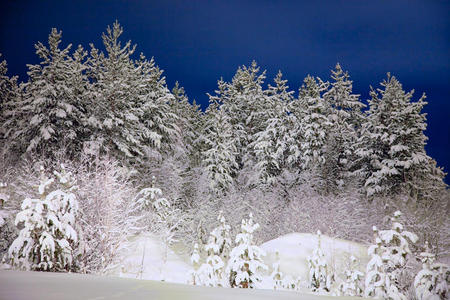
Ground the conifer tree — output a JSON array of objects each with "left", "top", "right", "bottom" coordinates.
[
  {"left": 250, "top": 71, "right": 292, "bottom": 185},
  {"left": 298, "top": 76, "right": 331, "bottom": 171},
  {"left": 14, "top": 29, "right": 89, "bottom": 158},
  {"left": 322, "top": 64, "right": 365, "bottom": 190},
  {"left": 202, "top": 95, "right": 238, "bottom": 195},
  {"left": 357, "top": 74, "right": 446, "bottom": 198},
  {"left": 85, "top": 21, "right": 145, "bottom": 163},
  {"left": 338, "top": 255, "right": 364, "bottom": 296}
]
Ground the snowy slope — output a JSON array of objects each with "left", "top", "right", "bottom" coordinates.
[
  {"left": 0, "top": 270, "right": 362, "bottom": 300},
  {"left": 108, "top": 233, "right": 191, "bottom": 283},
  {"left": 260, "top": 232, "right": 368, "bottom": 283},
  {"left": 108, "top": 232, "right": 368, "bottom": 294}
]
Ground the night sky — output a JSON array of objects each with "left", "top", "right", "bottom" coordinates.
[{"left": 0, "top": 0, "right": 449, "bottom": 180}]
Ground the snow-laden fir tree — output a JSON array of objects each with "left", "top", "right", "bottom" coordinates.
[
  {"left": 338, "top": 255, "right": 364, "bottom": 297},
  {"left": 298, "top": 76, "right": 331, "bottom": 170},
  {"left": 307, "top": 230, "right": 332, "bottom": 292},
  {"left": 356, "top": 74, "right": 446, "bottom": 199},
  {"left": 365, "top": 226, "right": 388, "bottom": 298},
  {"left": 135, "top": 54, "right": 180, "bottom": 159},
  {"left": 215, "top": 61, "right": 267, "bottom": 174},
  {"left": 414, "top": 241, "right": 449, "bottom": 300},
  {"left": 0, "top": 53, "right": 20, "bottom": 149},
  {"left": 250, "top": 71, "right": 292, "bottom": 185},
  {"left": 12, "top": 29, "right": 89, "bottom": 158},
  {"left": 322, "top": 63, "right": 365, "bottom": 190},
  {"left": 414, "top": 241, "right": 438, "bottom": 300},
  {"left": 8, "top": 165, "right": 80, "bottom": 272},
  {"left": 210, "top": 212, "right": 232, "bottom": 261},
  {"left": 84, "top": 21, "right": 145, "bottom": 163},
  {"left": 202, "top": 94, "right": 239, "bottom": 195},
  {"left": 227, "top": 213, "right": 268, "bottom": 288}
]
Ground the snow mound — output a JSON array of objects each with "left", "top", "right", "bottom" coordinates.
[
  {"left": 260, "top": 233, "right": 368, "bottom": 283},
  {"left": 108, "top": 233, "right": 191, "bottom": 283}
]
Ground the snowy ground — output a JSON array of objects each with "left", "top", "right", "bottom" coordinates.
[
  {"left": 108, "top": 232, "right": 368, "bottom": 294},
  {"left": 0, "top": 270, "right": 363, "bottom": 300}
]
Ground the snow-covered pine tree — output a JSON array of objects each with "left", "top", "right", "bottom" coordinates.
[
  {"left": 227, "top": 213, "right": 268, "bottom": 288},
  {"left": 307, "top": 230, "right": 331, "bottom": 292},
  {"left": 218, "top": 61, "right": 267, "bottom": 174},
  {"left": 202, "top": 93, "right": 239, "bottom": 195},
  {"left": 356, "top": 74, "right": 446, "bottom": 199},
  {"left": 0, "top": 53, "right": 20, "bottom": 150},
  {"left": 13, "top": 29, "right": 89, "bottom": 158},
  {"left": 250, "top": 71, "right": 292, "bottom": 185},
  {"left": 84, "top": 21, "right": 145, "bottom": 164},
  {"left": 8, "top": 165, "right": 80, "bottom": 272},
  {"left": 322, "top": 64, "right": 365, "bottom": 191},
  {"left": 338, "top": 255, "right": 364, "bottom": 296},
  {"left": 365, "top": 226, "right": 388, "bottom": 298},
  {"left": 297, "top": 76, "right": 332, "bottom": 191},
  {"left": 135, "top": 54, "right": 180, "bottom": 159}
]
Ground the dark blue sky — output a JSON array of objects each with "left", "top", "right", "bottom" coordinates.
[{"left": 1, "top": 0, "right": 449, "bottom": 179}]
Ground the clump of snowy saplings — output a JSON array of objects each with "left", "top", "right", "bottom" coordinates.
[
  {"left": 8, "top": 165, "right": 81, "bottom": 272},
  {"left": 190, "top": 213, "right": 268, "bottom": 289}
]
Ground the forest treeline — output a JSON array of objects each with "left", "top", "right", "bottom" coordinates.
[{"left": 0, "top": 22, "right": 448, "bottom": 261}]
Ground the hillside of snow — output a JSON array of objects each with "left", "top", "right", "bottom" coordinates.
[
  {"left": 260, "top": 233, "right": 368, "bottom": 285},
  {"left": 107, "top": 233, "right": 191, "bottom": 283},
  {"left": 108, "top": 231, "right": 368, "bottom": 294}
]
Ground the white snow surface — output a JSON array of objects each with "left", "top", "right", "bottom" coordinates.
[{"left": 0, "top": 270, "right": 362, "bottom": 300}]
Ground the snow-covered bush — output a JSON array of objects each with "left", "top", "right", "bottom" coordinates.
[
  {"left": 307, "top": 230, "right": 332, "bottom": 292},
  {"left": 8, "top": 165, "right": 80, "bottom": 272},
  {"left": 338, "top": 255, "right": 364, "bottom": 297},
  {"left": 227, "top": 213, "right": 268, "bottom": 288}
]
